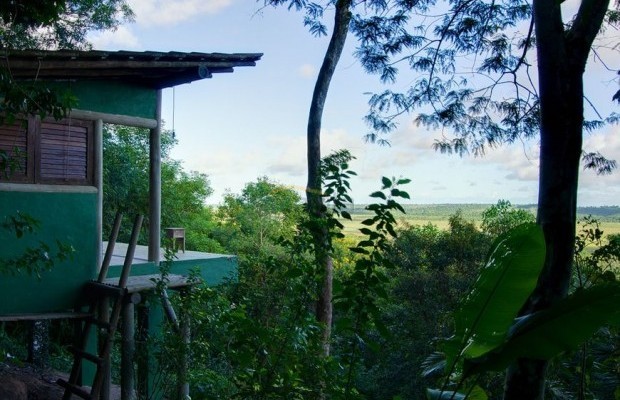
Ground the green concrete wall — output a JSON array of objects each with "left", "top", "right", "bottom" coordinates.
[
  {"left": 107, "top": 256, "right": 237, "bottom": 285},
  {"left": 0, "top": 191, "right": 98, "bottom": 315},
  {"left": 47, "top": 81, "right": 157, "bottom": 119}
]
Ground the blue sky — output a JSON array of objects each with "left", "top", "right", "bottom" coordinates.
[{"left": 89, "top": 0, "right": 620, "bottom": 206}]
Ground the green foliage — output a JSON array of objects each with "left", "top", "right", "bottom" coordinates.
[
  {"left": 183, "top": 208, "right": 226, "bottom": 253},
  {"left": 480, "top": 200, "right": 535, "bottom": 238},
  {"left": 428, "top": 223, "right": 620, "bottom": 398},
  {"left": 216, "top": 177, "right": 303, "bottom": 260},
  {"left": 574, "top": 216, "right": 619, "bottom": 288},
  {"left": 353, "top": 211, "right": 492, "bottom": 399},
  {"left": 0, "top": 0, "right": 133, "bottom": 49},
  {"left": 544, "top": 218, "right": 620, "bottom": 399},
  {"left": 334, "top": 174, "right": 410, "bottom": 396},
  {"left": 149, "top": 151, "right": 411, "bottom": 399},
  {"left": 102, "top": 125, "right": 213, "bottom": 245},
  {"left": 466, "top": 283, "right": 620, "bottom": 374},
  {"left": 0, "top": 70, "right": 78, "bottom": 127},
  {"left": 450, "top": 224, "right": 545, "bottom": 363}
]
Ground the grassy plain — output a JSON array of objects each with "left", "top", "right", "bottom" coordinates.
[{"left": 341, "top": 204, "right": 620, "bottom": 238}]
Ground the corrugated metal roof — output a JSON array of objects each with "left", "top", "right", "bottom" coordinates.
[{"left": 0, "top": 49, "right": 263, "bottom": 88}]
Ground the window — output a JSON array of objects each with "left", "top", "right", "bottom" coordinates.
[{"left": 0, "top": 116, "right": 94, "bottom": 185}]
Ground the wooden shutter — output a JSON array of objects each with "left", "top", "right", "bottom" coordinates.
[
  {"left": 0, "top": 120, "right": 32, "bottom": 182},
  {"left": 38, "top": 119, "right": 93, "bottom": 184}
]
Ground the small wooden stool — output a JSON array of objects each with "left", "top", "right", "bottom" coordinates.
[{"left": 165, "top": 228, "right": 185, "bottom": 253}]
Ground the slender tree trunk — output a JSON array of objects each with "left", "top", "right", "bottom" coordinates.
[
  {"left": 503, "top": 0, "right": 609, "bottom": 398},
  {"left": 307, "top": 0, "right": 352, "bottom": 357}
]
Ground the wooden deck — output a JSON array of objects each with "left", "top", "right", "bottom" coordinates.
[
  {"left": 102, "top": 242, "right": 237, "bottom": 287},
  {"left": 104, "top": 242, "right": 232, "bottom": 267}
]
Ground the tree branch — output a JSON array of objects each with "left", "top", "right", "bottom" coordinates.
[{"left": 567, "top": 0, "right": 611, "bottom": 69}]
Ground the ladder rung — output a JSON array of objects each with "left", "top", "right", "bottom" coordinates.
[
  {"left": 57, "top": 378, "right": 93, "bottom": 399},
  {"left": 69, "top": 346, "right": 105, "bottom": 366}
]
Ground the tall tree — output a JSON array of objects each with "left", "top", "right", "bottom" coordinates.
[
  {"left": 262, "top": 0, "right": 353, "bottom": 356},
  {"left": 503, "top": 0, "right": 611, "bottom": 397},
  {"left": 0, "top": 0, "right": 133, "bottom": 49},
  {"left": 217, "top": 177, "right": 303, "bottom": 258},
  {"left": 264, "top": 0, "right": 618, "bottom": 397}
]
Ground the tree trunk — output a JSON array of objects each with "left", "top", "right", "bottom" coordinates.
[
  {"left": 306, "top": 0, "right": 352, "bottom": 357},
  {"left": 503, "top": 0, "right": 609, "bottom": 398}
]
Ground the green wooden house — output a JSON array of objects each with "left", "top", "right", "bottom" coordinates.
[{"left": 0, "top": 49, "right": 261, "bottom": 396}]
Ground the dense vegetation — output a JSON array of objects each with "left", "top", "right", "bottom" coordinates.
[
  {"left": 97, "top": 133, "right": 618, "bottom": 399},
  {"left": 1, "top": 125, "right": 618, "bottom": 399}
]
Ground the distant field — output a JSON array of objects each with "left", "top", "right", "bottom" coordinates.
[{"left": 341, "top": 204, "right": 620, "bottom": 237}]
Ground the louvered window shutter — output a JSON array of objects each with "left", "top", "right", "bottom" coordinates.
[
  {"left": 38, "top": 120, "right": 93, "bottom": 184},
  {"left": 0, "top": 120, "right": 31, "bottom": 181}
]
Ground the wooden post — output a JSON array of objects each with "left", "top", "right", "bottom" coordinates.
[
  {"left": 99, "top": 297, "right": 111, "bottom": 400},
  {"left": 136, "top": 304, "right": 149, "bottom": 398},
  {"left": 179, "top": 305, "right": 190, "bottom": 399},
  {"left": 148, "top": 90, "right": 162, "bottom": 264},
  {"left": 95, "top": 119, "right": 103, "bottom": 268},
  {"left": 121, "top": 293, "right": 140, "bottom": 400}
]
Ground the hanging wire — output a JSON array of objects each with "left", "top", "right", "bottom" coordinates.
[{"left": 172, "top": 87, "right": 176, "bottom": 139}]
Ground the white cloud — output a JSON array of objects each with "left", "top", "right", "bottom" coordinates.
[
  {"left": 298, "top": 64, "right": 316, "bottom": 78},
  {"left": 89, "top": 26, "right": 140, "bottom": 50},
  {"left": 129, "top": 0, "right": 234, "bottom": 27},
  {"left": 470, "top": 142, "right": 540, "bottom": 182},
  {"left": 260, "top": 128, "right": 363, "bottom": 177}
]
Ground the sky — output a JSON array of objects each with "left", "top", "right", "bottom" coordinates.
[{"left": 88, "top": 0, "right": 620, "bottom": 206}]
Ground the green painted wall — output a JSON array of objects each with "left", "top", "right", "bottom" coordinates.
[
  {"left": 47, "top": 81, "right": 157, "bottom": 119},
  {"left": 107, "top": 256, "right": 237, "bottom": 285},
  {"left": 0, "top": 191, "right": 98, "bottom": 315}
]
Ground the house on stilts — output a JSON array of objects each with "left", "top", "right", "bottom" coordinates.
[{"left": 0, "top": 49, "right": 262, "bottom": 398}]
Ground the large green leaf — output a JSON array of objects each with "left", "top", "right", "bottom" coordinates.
[
  {"left": 465, "top": 282, "right": 620, "bottom": 374},
  {"left": 447, "top": 223, "right": 545, "bottom": 369}
]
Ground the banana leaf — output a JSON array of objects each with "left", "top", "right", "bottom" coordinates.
[
  {"left": 465, "top": 282, "right": 620, "bottom": 374},
  {"left": 445, "top": 223, "right": 546, "bottom": 370}
]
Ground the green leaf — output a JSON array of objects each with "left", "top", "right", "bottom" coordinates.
[
  {"left": 341, "top": 210, "right": 352, "bottom": 220},
  {"left": 397, "top": 178, "right": 412, "bottom": 185},
  {"left": 382, "top": 176, "right": 392, "bottom": 189},
  {"left": 350, "top": 247, "right": 369, "bottom": 255},
  {"left": 450, "top": 223, "right": 545, "bottom": 368},
  {"left": 466, "top": 282, "right": 620, "bottom": 374},
  {"left": 370, "top": 191, "right": 387, "bottom": 200},
  {"left": 359, "top": 228, "right": 374, "bottom": 236}
]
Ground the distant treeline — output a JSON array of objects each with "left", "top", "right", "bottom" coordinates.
[{"left": 345, "top": 203, "right": 620, "bottom": 221}]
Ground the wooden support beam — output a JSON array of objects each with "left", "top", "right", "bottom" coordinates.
[
  {"left": 69, "top": 110, "right": 157, "bottom": 129},
  {"left": 95, "top": 119, "right": 103, "bottom": 269},
  {"left": 99, "top": 297, "right": 111, "bottom": 400},
  {"left": 148, "top": 90, "right": 162, "bottom": 264},
  {"left": 121, "top": 302, "right": 136, "bottom": 400}
]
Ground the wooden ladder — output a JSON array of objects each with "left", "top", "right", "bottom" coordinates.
[{"left": 58, "top": 214, "right": 143, "bottom": 400}]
